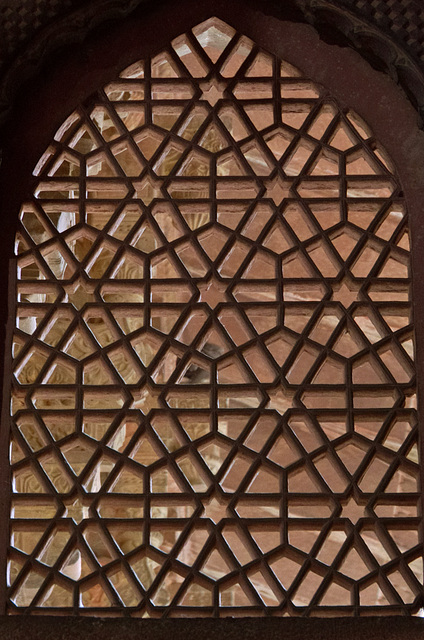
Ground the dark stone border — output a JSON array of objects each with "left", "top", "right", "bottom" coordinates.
[
  {"left": 1, "top": 0, "right": 424, "bottom": 623},
  {"left": 0, "top": 615, "right": 423, "bottom": 639}
]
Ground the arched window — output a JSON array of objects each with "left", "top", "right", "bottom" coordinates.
[{"left": 6, "top": 15, "right": 423, "bottom": 616}]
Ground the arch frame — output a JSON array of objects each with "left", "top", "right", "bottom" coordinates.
[{"left": 1, "top": 0, "right": 424, "bottom": 624}]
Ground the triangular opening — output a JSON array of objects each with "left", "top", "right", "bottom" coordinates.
[
  {"left": 69, "top": 124, "right": 100, "bottom": 154},
  {"left": 347, "top": 202, "right": 382, "bottom": 229},
  {"left": 288, "top": 465, "right": 321, "bottom": 492},
  {"left": 152, "top": 105, "right": 185, "bottom": 131},
  {"left": 216, "top": 203, "right": 247, "bottom": 229},
  {"left": 134, "top": 127, "right": 165, "bottom": 160},
  {"left": 242, "top": 140, "right": 274, "bottom": 175},
  {"left": 377, "top": 253, "right": 408, "bottom": 278},
  {"left": 309, "top": 149, "right": 339, "bottom": 176},
  {"left": 288, "top": 527, "right": 321, "bottom": 554},
  {"left": 199, "top": 122, "right": 228, "bottom": 152},
  {"left": 244, "top": 104, "right": 274, "bottom": 131},
  {"left": 248, "top": 568, "right": 280, "bottom": 605},
  {"left": 130, "top": 434, "right": 161, "bottom": 466},
  {"left": 83, "top": 357, "right": 116, "bottom": 385},
  {"left": 220, "top": 580, "right": 252, "bottom": 606},
  {"left": 49, "top": 151, "right": 80, "bottom": 177},
  {"left": 311, "top": 356, "right": 345, "bottom": 384},
  {"left": 336, "top": 441, "right": 367, "bottom": 475},
  {"left": 177, "top": 149, "right": 210, "bottom": 176},
  {"left": 198, "top": 227, "right": 230, "bottom": 261},
  {"left": 177, "top": 355, "right": 211, "bottom": 384},
  {"left": 306, "top": 240, "right": 341, "bottom": 277},
  {"left": 151, "top": 253, "right": 181, "bottom": 278},
  {"left": 396, "top": 229, "right": 410, "bottom": 251},
  {"left": 198, "top": 325, "right": 232, "bottom": 356},
  {"left": 106, "top": 523, "right": 143, "bottom": 554},
  {"left": 61, "top": 439, "right": 96, "bottom": 475},
  {"left": 245, "top": 306, "right": 278, "bottom": 334},
  {"left": 387, "top": 527, "right": 418, "bottom": 552},
  {"left": 86, "top": 151, "right": 119, "bottom": 177},
  {"left": 110, "top": 308, "right": 144, "bottom": 334},
  {"left": 110, "top": 250, "right": 144, "bottom": 279},
  {"left": 268, "top": 433, "right": 301, "bottom": 467},
  {"left": 201, "top": 546, "right": 233, "bottom": 580},
  {"left": 263, "top": 220, "right": 293, "bottom": 253},
  {"left": 43, "top": 357, "right": 76, "bottom": 384},
  {"left": 11, "top": 528, "right": 46, "bottom": 554},
  {"left": 217, "top": 150, "right": 247, "bottom": 176},
  {"left": 249, "top": 528, "right": 280, "bottom": 553},
  {"left": 40, "top": 583, "right": 73, "bottom": 607},
  {"left": 329, "top": 120, "right": 361, "bottom": 151},
  {"left": 282, "top": 249, "right": 316, "bottom": 278},
  {"left": 131, "top": 220, "right": 162, "bottom": 253},
  {"left": 333, "top": 325, "right": 365, "bottom": 358},
  {"left": 151, "top": 464, "right": 184, "bottom": 493},
  {"left": 80, "top": 579, "right": 113, "bottom": 607},
  {"left": 385, "top": 464, "right": 418, "bottom": 493},
  {"left": 246, "top": 52, "right": 273, "bottom": 77},
  {"left": 179, "top": 579, "right": 213, "bottom": 606},
  {"left": 247, "top": 464, "right": 280, "bottom": 492},
  {"left": 360, "top": 580, "right": 392, "bottom": 606},
  {"left": 151, "top": 50, "right": 181, "bottom": 78},
  {"left": 269, "top": 554, "right": 301, "bottom": 590},
  {"left": 60, "top": 547, "right": 94, "bottom": 580},
  {"left": 339, "top": 545, "right": 370, "bottom": 580},
  {"left": 242, "top": 250, "right": 276, "bottom": 279},
  {"left": 346, "top": 149, "right": 381, "bottom": 175},
  {"left": 115, "top": 104, "right": 145, "bottom": 131},
  {"left": 110, "top": 465, "right": 144, "bottom": 493},
  {"left": 330, "top": 227, "right": 361, "bottom": 260},
  {"left": 320, "top": 582, "right": 351, "bottom": 606},
  {"left": 352, "top": 354, "right": 390, "bottom": 384},
  {"left": 217, "top": 354, "right": 254, "bottom": 384}
]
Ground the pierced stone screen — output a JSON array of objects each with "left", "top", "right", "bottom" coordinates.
[{"left": 8, "top": 17, "right": 422, "bottom": 616}]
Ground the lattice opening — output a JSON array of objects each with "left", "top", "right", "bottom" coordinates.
[{"left": 8, "top": 17, "right": 422, "bottom": 616}]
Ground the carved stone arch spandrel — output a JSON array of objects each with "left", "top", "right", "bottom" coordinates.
[{"left": 1, "top": 0, "right": 424, "bottom": 127}]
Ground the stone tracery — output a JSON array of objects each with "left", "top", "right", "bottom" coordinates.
[{"left": 8, "top": 17, "right": 422, "bottom": 615}]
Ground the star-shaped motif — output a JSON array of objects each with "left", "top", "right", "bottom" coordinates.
[
  {"left": 133, "top": 175, "right": 163, "bottom": 204},
  {"left": 201, "top": 494, "right": 231, "bottom": 524},
  {"left": 131, "top": 384, "right": 161, "bottom": 414},
  {"left": 340, "top": 495, "right": 366, "bottom": 524},
  {"left": 64, "top": 278, "right": 96, "bottom": 310},
  {"left": 62, "top": 496, "right": 90, "bottom": 524},
  {"left": 197, "top": 277, "right": 228, "bottom": 309},
  {"left": 332, "top": 278, "right": 361, "bottom": 308},
  {"left": 264, "top": 175, "right": 292, "bottom": 206},
  {"left": 266, "top": 387, "right": 294, "bottom": 414},
  {"left": 200, "top": 77, "right": 227, "bottom": 106}
]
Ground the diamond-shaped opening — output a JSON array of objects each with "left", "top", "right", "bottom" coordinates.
[
  {"left": 61, "top": 437, "right": 97, "bottom": 476},
  {"left": 193, "top": 18, "right": 235, "bottom": 63},
  {"left": 41, "top": 244, "right": 76, "bottom": 279}
]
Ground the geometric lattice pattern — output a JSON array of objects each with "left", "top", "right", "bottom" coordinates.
[{"left": 9, "top": 18, "right": 422, "bottom": 616}]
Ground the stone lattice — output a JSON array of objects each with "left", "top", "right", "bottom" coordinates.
[{"left": 8, "top": 18, "right": 422, "bottom": 616}]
